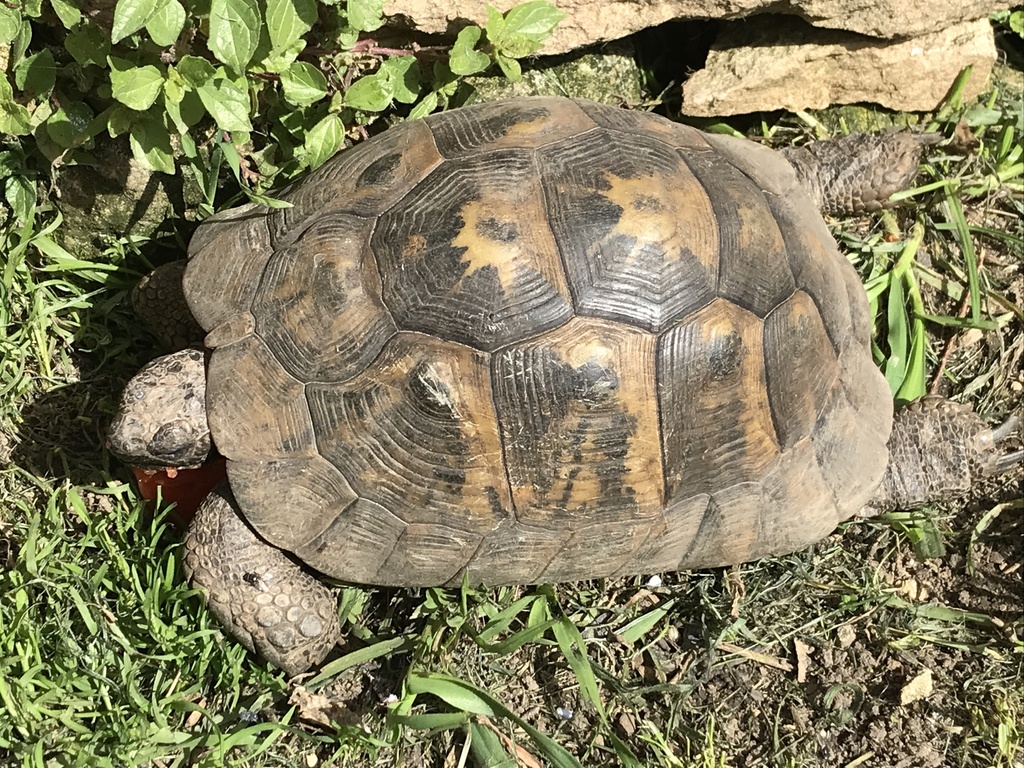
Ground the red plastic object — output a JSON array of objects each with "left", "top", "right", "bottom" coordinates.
[{"left": 131, "top": 457, "right": 227, "bottom": 527}]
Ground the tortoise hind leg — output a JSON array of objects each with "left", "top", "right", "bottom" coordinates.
[
  {"left": 184, "top": 482, "right": 342, "bottom": 676},
  {"left": 780, "top": 132, "right": 942, "bottom": 216}
]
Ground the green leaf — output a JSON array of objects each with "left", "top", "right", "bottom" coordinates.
[
  {"left": 483, "top": 5, "right": 505, "bottom": 42},
  {"left": 407, "top": 673, "right": 584, "bottom": 768},
  {"left": 265, "top": 0, "right": 316, "bottom": 51},
  {"left": 65, "top": 22, "right": 110, "bottom": 66},
  {"left": 1008, "top": 10, "right": 1024, "bottom": 36},
  {"left": 407, "top": 675, "right": 498, "bottom": 717},
  {"left": 378, "top": 56, "right": 420, "bottom": 103},
  {"left": 502, "top": 1, "right": 565, "bottom": 41},
  {"left": 176, "top": 55, "right": 216, "bottom": 88},
  {"left": 279, "top": 61, "right": 327, "bottom": 106},
  {"left": 614, "top": 599, "right": 676, "bottom": 645},
  {"left": 146, "top": 0, "right": 186, "bottom": 46},
  {"left": 108, "top": 57, "right": 165, "bottom": 111},
  {"left": 164, "top": 88, "right": 205, "bottom": 130},
  {"left": 347, "top": 0, "right": 384, "bottom": 32},
  {"left": 303, "top": 113, "right": 343, "bottom": 168},
  {"left": 389, "top": 711, "right": 471, "bottom": 731},
  {"left": 45, "top": 103, "right": 93, "bottom": 148},
  {"left": 0, "top": 5, "right": 22, "bottom": 43},
  {"left": 197, "top": 77, "right": 252, "bottom": 131},
  {"left": 495, "top": 52, "right": 521, "bottom": 81},
  {"left": 106, "top": 104, "right": 133, "bottom": 137},
  {"left": 344, "top": 73, "right": 392, "bottom": 112},
  {"left": 0, "top": 99, "right": 33, "bottom": 137},
  {"left": 49, "top": 0, "right": 81, "bottom": 28},
  {"left": 208, "top": 0, "right": 260, "bottom": 73},
  {"left": 14, "top": 49, "right": 56, "bottom": 98},
  {"left": 0, "top": 150, "right": 23, "bottom": 178},
  {"left": 129, "top": 116, "right": 175, "bottom": 173},
  {"left": 449, "top": 26, "right": 491, "bottom": 76},
  {"left": 883, "top": 274, "right": 908, "bottom": 395},
  {"left": 4, "top": 175, "right": 35, "bottom": 224},
  {"left": 407, "top": 90, "right": 438, "bottom": 120},
  {"left": 550, "top": 618, "right": 605, "bottom": 719},
  {"left": 111, "top": 0, "right": 159, "bottom": 43}
]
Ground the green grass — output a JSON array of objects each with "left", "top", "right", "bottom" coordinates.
[{"left": 2, "top": 68, "right": 1022, "bottom": 768}]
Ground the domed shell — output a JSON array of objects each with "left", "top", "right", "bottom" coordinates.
[{"left": 184, "top": 97, "right": 893, "bottom": 587}]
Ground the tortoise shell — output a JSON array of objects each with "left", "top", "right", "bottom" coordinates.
[{"left": 184, "top": 97, "right": 893, "bottom": 586}]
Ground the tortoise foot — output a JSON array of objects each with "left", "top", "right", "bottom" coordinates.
[{"left": 184, "top": 482, "right": 342, "bottom": 676}]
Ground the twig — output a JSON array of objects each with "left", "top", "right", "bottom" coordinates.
[{"left": 716, "top": 641, "right": 794, "bottom": 672}]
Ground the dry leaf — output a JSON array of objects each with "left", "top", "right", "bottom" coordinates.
[
  {"left": 726, "top": 566, "right": 745, "bottom": 618},
  {"left": 900, "top": 668, "right": 934, "bottom": 706},
  {"left": 837, "top": 625, "right": 857, "bottom": 649},
  {"left": 793, "top": 638, "right": 813, "bottom": 683},
  {"left": 289, "top": 685, "right": 361, "bottom": 729},
  {"left": 478, "top": 716, "right": 544, "bottom": 768}
]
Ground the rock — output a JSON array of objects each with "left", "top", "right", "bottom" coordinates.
[
  {"left": 383, "top": 0, "right": 1008, "bottom": 56},
  {"left": 681, "top": 17, "right": 997, "bottom": 116},
  {"left": 461, "top": 43, "right": 644, "bottom": 106},
  {"left": 56, "top": 138, "right": 200, "bottom": 260}
]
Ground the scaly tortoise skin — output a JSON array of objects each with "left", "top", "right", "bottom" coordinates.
[{"left": 108, "top": 97, "right": 1019, "bottom": 675}]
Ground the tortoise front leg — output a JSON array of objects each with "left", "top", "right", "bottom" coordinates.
[
  {"left": 183, "top": 482, "right": 342, "bottom": 676},
  {"left": 132, "top": 261, "right": 205, "bottom": 350}
]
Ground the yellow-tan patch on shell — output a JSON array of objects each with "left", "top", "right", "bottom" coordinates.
[
  {"left": 451, "top": 200, "right": 524, "bottom": 292},
  {"left": 599, "top": 169, "right": 719, "bottom": 269}
]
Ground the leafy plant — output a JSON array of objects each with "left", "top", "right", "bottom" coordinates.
[{"left": 0, "top": 0, "right": 564, "bottom": 218}]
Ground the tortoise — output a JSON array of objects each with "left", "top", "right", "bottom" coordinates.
[{"left": 108, "top": 97, "right": 1021, "bottom": 675}]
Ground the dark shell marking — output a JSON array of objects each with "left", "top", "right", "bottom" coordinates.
[{"left": 184, "top": 97, "right": 892, "bottom": 587}]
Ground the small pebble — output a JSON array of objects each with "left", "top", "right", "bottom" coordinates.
[
  {"left": 555, "top": 706, "right": 574, "bottom": 720},
  {"left": 646, "top": 575, "right": 662, "bottom": 588}
]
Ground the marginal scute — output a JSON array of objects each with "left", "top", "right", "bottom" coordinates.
[
  {"left": 702, "top": 132, "right": 804, "bottom": 201},
  {"left": 297, "top": 498, "right": 406, "bottom": 584},
  {"left": 268, "top": 117, "right": 443, "bottom": 245},
  {"left": 539, "top": 130, "right": 720, "bottom": 331},
  {"left": 185, "top": 204, "right": 273, "bottom": 332},
  {"left": 379, "top": 521, "right": 482, "bottom": 586},
  {"left": 206, "top": 335, "right": 317, "bottom": 461},
  {"left": 766, "top": 193, "right": 856, "bottom": 357},
  {"left": 659, "top": 298, "right": 780, "bottom": 502},
  {"left": 425, "top": 96, "right": 596, "bottom": 157},
  {"left": 466, "top": 520, "right": 570, "bottom": 586},
  {"left": 305, "top": 332, "right": 511, "bottom": 532},
  {"left": 253, "top": 214, "right": 397, "bottom": 382},
  {"left": 676, "top": 484, "right": 763, "bottom": 569},
  {"left": 630, "top": 494, "right": 709, "bottom": 574},
  {"left": 754, "top": 438, "right": 839, "bottom": 556},
  {"left": 812, "top": 381, "right": 889, "bottom": 518},
  {"left": 373, "top": 150, "right": 572, "bottom": 351},
  {"left": 538, "top": 519, "right": 654, "bottom": 583},
  {"left": 228, "top": 455, "right": 357, "bottom": 553},
  {"left": 493, "top": 316, "right": 663, "bottom": 530},
  {"left": 836, "top": 345, "right": 893, "bottom": 447}
]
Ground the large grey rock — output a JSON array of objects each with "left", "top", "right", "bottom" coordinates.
[
  {"left": 680, "top": 17, "right": 997, "bottom": 116},
  {"left": 383, "top": 0, "right": 1008, "bottom": 55}
]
